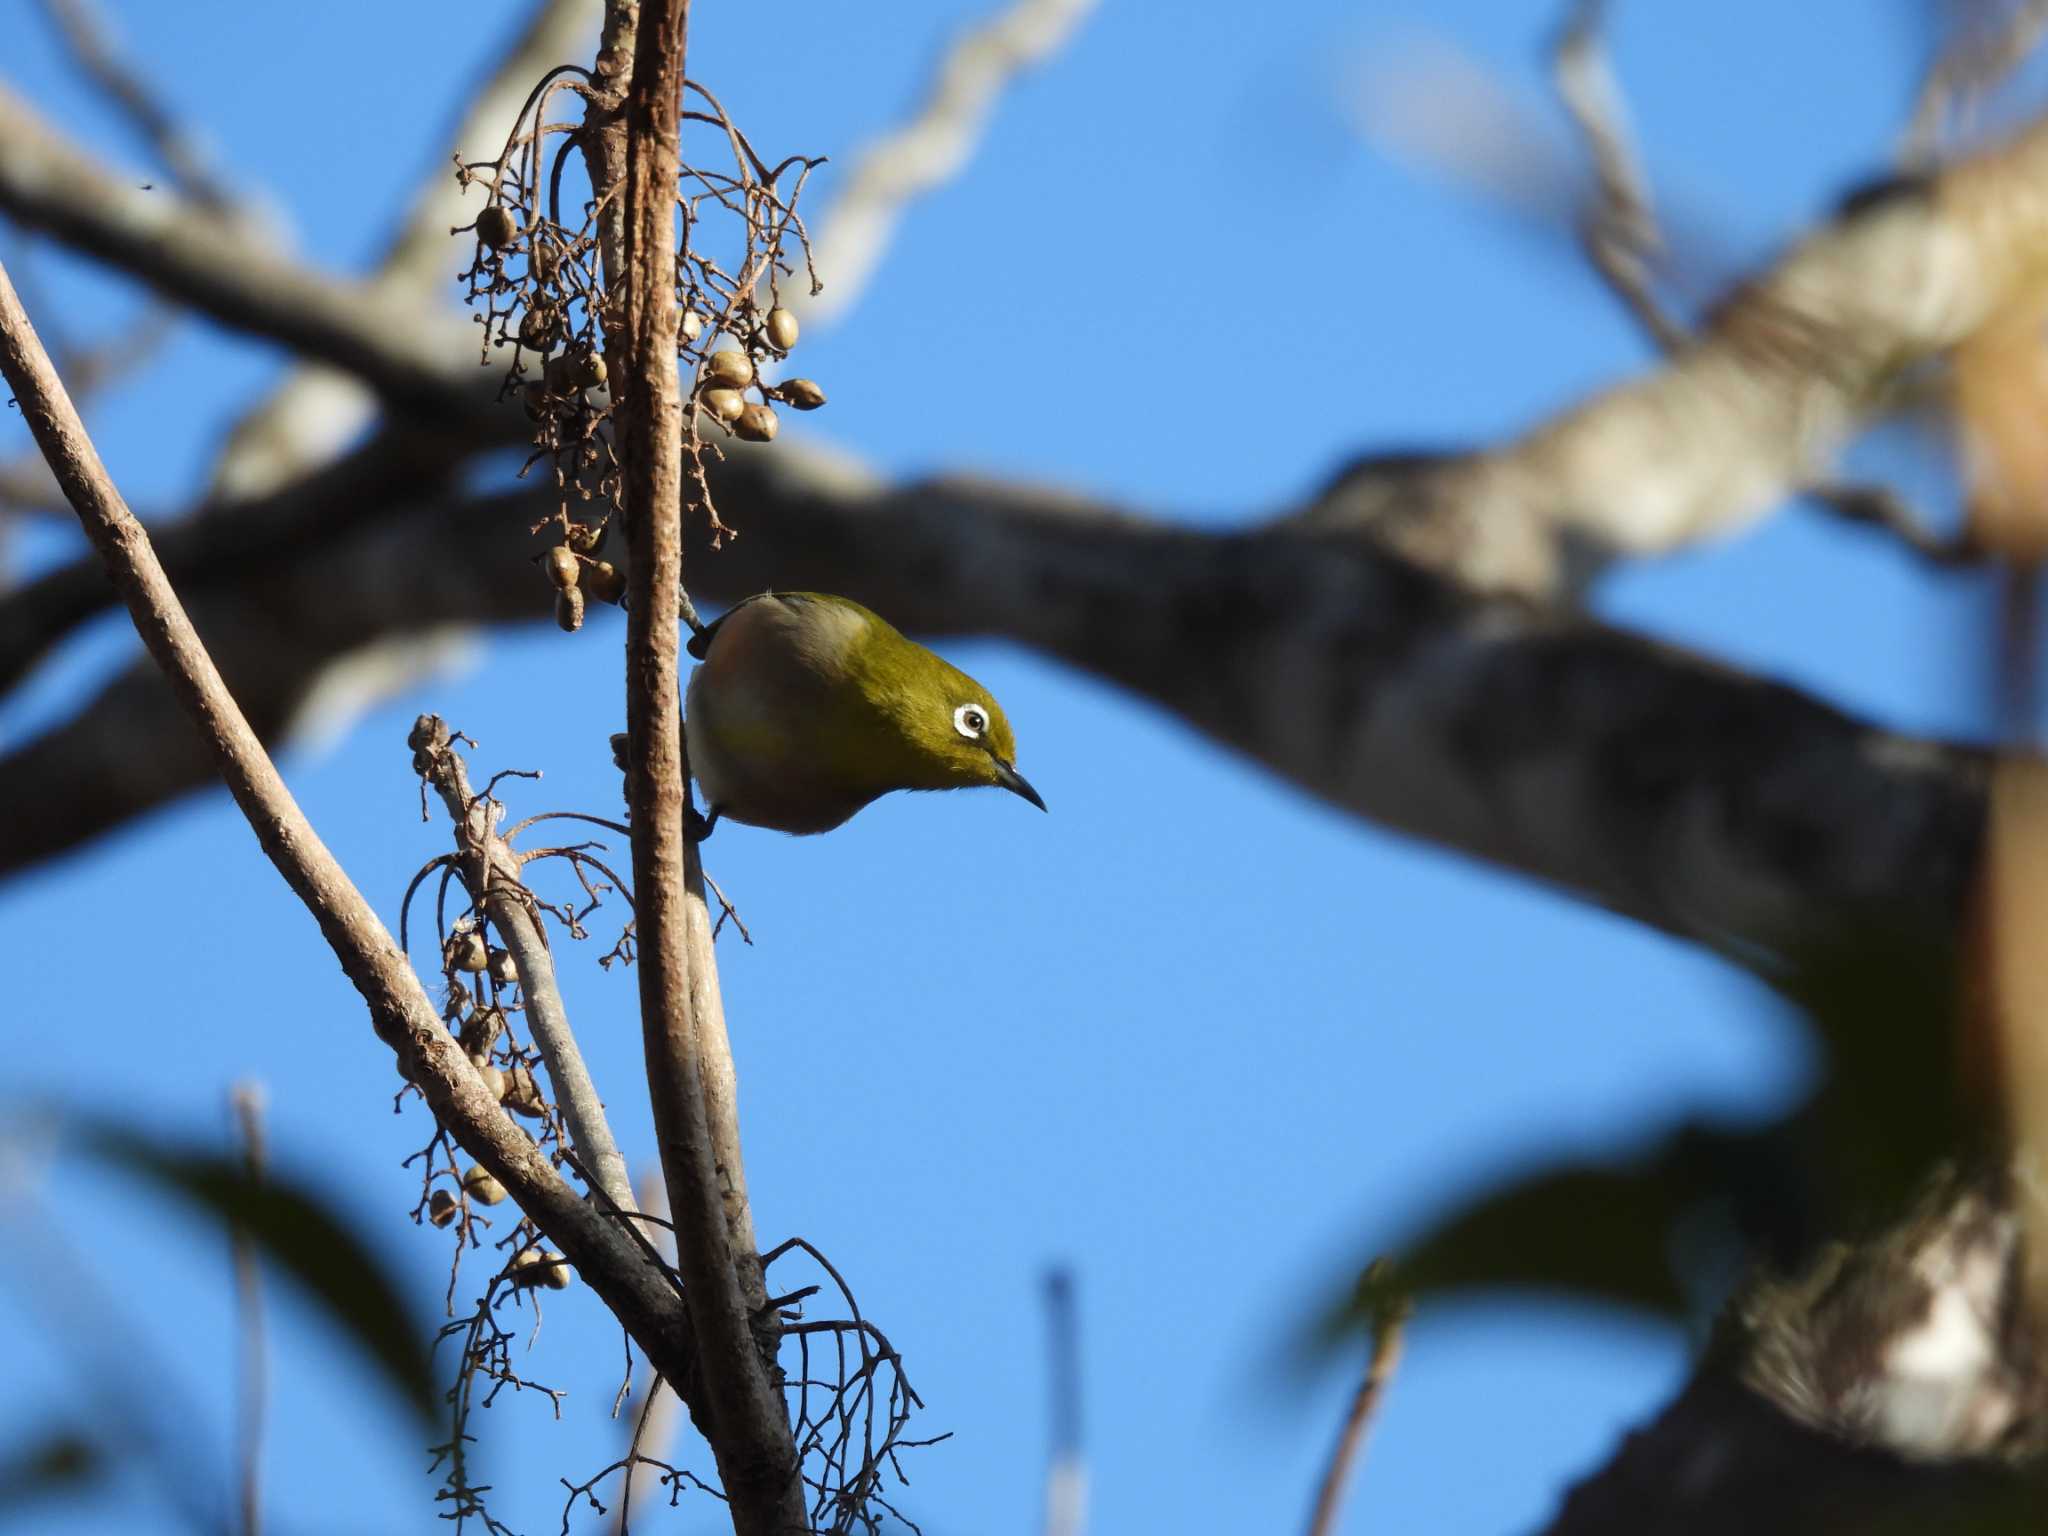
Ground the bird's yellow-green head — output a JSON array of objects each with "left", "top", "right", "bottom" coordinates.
[{"left": 684, "top": 591, "right": 1044, "bottom": 834}]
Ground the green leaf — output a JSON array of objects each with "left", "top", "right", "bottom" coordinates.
[
  {"left": 80, "top": 1122, "right": 436, "bottom": 1427},
  {"left": 0, "top": 1430, "right": 102, "bottom": 1514},
  {"left": 1321, "top": 1119, "right": 1819, "bottom": 1345},
  {"left": 1372, "top": 1158, "right": 1692, "bottom": 1318}
]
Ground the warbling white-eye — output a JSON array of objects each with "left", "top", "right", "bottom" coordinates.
[{"left": 683, "top": 591, "right": 1045, "bottom": 835}]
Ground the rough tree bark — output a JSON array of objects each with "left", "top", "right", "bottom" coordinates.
[{"left": 583, "top": 0, "right": 805, "bottom": 1526}]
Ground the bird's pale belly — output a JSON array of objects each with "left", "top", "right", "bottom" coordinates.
[{"left": 686, "top": 670, "right": 877, "bottom": 834}]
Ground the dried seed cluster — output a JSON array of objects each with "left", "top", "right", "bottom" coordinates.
[
  {"left": 689, "top": 302, "right": 828, "bottom": 450},
  {"left": 454, "top": 72, "right": 826, "bottom": 631}
]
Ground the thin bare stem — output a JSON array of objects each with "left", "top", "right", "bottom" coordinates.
[
  {"left": 413, "top": 723, "right": 637, "bottom": 1215},
  {"left": 591, "top": 1, "right": 805, "bottom": 1528},
  {"left": 1902, "top": 0, "right": 2048, "bottom": 170},
  {"left": 1042, "top": 1267, "right": 1086, "bottom": 1536},
  {"left": 229, "top": 1082, "right": 268, "bottom": 1536},
  {"left": 611, "top": 1170, "right": 686, "bottom": 1536},
  {"left": 1551, "top": 0, "right": 1687, "bottom": 354},
  {"left": 1304, "top": 1274, "right": 1410, "bottom": 1536},
  {"left": 798, "top": 0, "right": 1099, "bottom": 324}
]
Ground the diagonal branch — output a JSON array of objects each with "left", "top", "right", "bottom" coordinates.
[
  {"left": 34, "top": 0, "right": 244, "bottom": 215},
  {"left": 211, "top": 0, "right": 602, "bottom": 498},
  {"left": 19, "top": 83, "right": 2048, "bottom": 598},
  {"left": 415, "top": 725, "right": 636, "bottom": 1216},
  {"left": 0, "top": 251, "right": 703, "bottom": 1416},
  {"left": 1902, "top": 0, "right": 2048, "bottom": 171},
  {"left": 0, "top": 83, "right": 486, "bottom": 429},
  {"left": 1551, "top": 0, "right": 1688, "bottom": 353},
  {"left": 0, "top": 452, "right": 1988, "bottom": 970},
  {"left": 799, "top": 0, "right": 1100, "bottom": 324}
]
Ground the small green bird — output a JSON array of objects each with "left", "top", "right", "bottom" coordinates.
[{"left": 684, "top": 591, "right": 1045, "bottom": 835}]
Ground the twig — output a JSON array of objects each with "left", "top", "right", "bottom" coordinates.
[
  {"left": 1042, "top": 1267, "right": 1086, "bottom": 1536},
  {"left": 799, "top": 0, "right": 1099, "bottom": 323},
  {"left": 228, "top": 1082, "right": 268, "bottom": 1536},
  {"left": 1901, "top": 0, "right": 2048, "bottom": 170},
  {"left": 611, "top": 1170, "right": 686, "bottom": 1536},
  {"left": 1806, "top": 480, "right": 1984, "bottom": 566},
  {"left": 703, "top": 872, "right": 751, "bottom": 945},
  {"left": 412, "top": 718, "right": 636, "bottom": 1214},
  {"left": 1304, "top": 1267, "right": 1410, "bottom": 1536},
  {"left": 1550, "top": 0, "right": 1688, "bottom": 353}
]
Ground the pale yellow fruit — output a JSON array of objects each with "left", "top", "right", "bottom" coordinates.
[
  {"left": 461, "top": 1165, "right": 506, "bottom": 1205},
  {"left": 555, "top": 586, "right": 585, "bottom": 633},
  {"left": 705, "top": 348, "right": 754, "bottom": 388},
  {"left": 702, "top": 387, "right": 746, "bottom": 423},
  {"left": 777, "top": 378, "right": 826, "bottom": 411},
  {"left": 543, "top": 545, "right": 581, "bottom": 590}
]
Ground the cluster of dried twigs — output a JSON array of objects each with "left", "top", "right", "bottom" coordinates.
[{"left": 393, "top": 708, "right": 936, "bottom": 1532}]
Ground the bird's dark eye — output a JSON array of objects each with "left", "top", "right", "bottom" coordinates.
[{"left": 953, "top": 704, "right": 987, "bottom": 739}]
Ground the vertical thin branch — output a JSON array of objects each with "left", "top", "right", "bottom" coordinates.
[
  {"left": 593, "top": 2, "right": 805, "bottom": 1529},
  {"left": 1551, "top": 0, "right": 1687, "bottom": 354},
  {"left": 612, "top": 1169, "right": 685, "bottom": 1536},
  {"left": 415, "top": 733, "right": 637, "bottom": 1215},
  {"left": 1305, "top": 1268, "right": 1409, "bottom": 1536},
  {"left": 1042, "top": 1267, "right": 1087, "bottom": 1536},
  {"left": 228, "top": 1082, "right": 268, "bottom": 1536},
  {"left": 1902, "top": 0, "right": 2048, "bottom": 170}
]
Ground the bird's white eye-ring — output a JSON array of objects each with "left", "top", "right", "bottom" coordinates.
[{"left": 953, "top": 703, "right": 988, "bottom": 740}]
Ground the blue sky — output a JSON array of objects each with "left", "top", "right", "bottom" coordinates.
[{"left": 0, "top": 1, "right": 2004, "bottom": 1532}]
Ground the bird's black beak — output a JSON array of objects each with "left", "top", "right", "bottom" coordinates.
[{"left": 992, "top": 758, "right": 1047, "bottom": 813}]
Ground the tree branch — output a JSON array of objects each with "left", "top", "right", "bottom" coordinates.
[
  {"left": 1305, "top": 1276, "right": 1407, "bottom": 1536},
  {"left": 0, "top": 448, "right": 1987, "bottom": 966},
  {"left": 415, "top": 723, "right": 637, "bottom": 1217},
  {"left": 0, "top": 83, "right": 487, "bottom": 430},
  {"left": 1543, "top": 1367, "right": 2025, "bottom": 1535},
  {"left": 798, "top": 0, "right": 1100, "bottom": 325},
  {"left": 209, "top": 0, "right": 602, "bottom": 499},
  {"left": 591, "top": 3, "right": 806, "bottom": 1529},
  {"left": 0, "top": 251, "right": 703, "bottom": 1424},
  {"left": 34, "top": 0, "right": 244, "bottom": 215},
  {"left": 14, "top": 71, "right": 2048, "bottom": 593}
]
